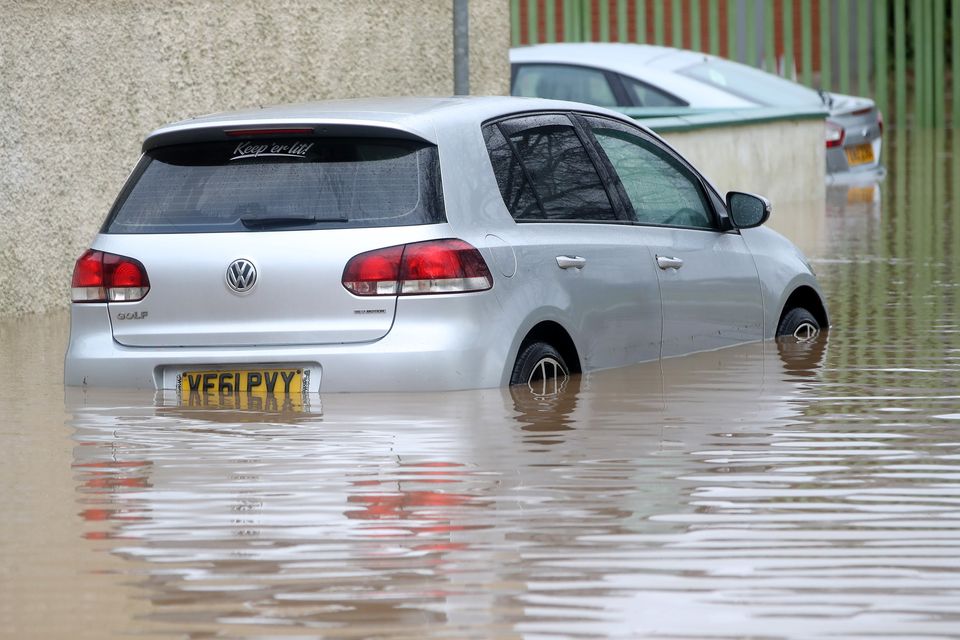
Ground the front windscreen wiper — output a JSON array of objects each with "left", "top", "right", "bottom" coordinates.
[{"left": 240, "top": 216, "right": 349, "bottom": 229}]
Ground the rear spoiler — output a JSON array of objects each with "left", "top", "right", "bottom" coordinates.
[{"left": 142, "top": 122, "right": 434, "bottom": 152}]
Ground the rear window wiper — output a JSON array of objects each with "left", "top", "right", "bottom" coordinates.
[{"left": 240, "top": 216, "right": 349, "bottom": 229}]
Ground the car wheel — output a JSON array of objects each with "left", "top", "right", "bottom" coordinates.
[
  {"left": 776, "top": 307, "right": 820, "bottom": 342},
  {"left": 510, "top": 342, "right": 570, "bottom": 392}
]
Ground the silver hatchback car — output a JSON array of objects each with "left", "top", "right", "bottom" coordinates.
[{"left": 65, "top": 96, "right": 827, "bottom": 393}]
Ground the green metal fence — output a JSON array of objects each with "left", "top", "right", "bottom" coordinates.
[{"left": 511, "top": 0, "right": 960, "bottom": 129}]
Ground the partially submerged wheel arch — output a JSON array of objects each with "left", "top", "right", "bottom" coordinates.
[
  {"left": 779, "top": 286, "right": 829, "bottom": 330},
  {"left": 516, "top": 321, "right": 582, "bottom": 375}
]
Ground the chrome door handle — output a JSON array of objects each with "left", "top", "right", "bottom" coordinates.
[
  {"left": 556, "top": 255, "right": 587, "bottom": 269},
  {"left": 656, "top": 255, "right": 684, "bottom": 270}
]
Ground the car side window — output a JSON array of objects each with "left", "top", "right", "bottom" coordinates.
[
  {"left": 586, "top": 119, "right": 715, "bottom": 230},
  {"left": 483, "top": 124, "right": 542, "bottom": 219},
  {"left": 484, "top": 118, "right": 617, "bottom": 222},
  {"left": 513, "top": 64, "right": 619, "bottom": 107},
  {"left": 620, "top": 75, "right": 688, "bottom": 107}
]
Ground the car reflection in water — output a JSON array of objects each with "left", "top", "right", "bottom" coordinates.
[
  {"left": 66, "top": 334, "right": 827, "bottom": 635},
  {"left": 824, "top": 136, "right": 884, "bottom": 221},
  {"left": 827, "top": 180, "right": 883, "bottom": 219}
]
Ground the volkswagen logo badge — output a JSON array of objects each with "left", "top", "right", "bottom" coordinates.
[{"left": 226, "top": 259, "right": 257, "bottom": 294}]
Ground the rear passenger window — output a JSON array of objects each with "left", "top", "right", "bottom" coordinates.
[
  {"left": 620, "top": 76, "right": 687, "bottom": 107},
  {"left": 483, "top": 125, "right": 542, "bottom": 219},
  {"left": 484, "top": 119, "right": 616, "bottom": 222}
]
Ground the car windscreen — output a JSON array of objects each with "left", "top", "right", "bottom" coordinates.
[
  {"left": 677, "top": 59, "right": 824, "bottom": 108},
  {"left": 103, "top": 137, "right": 445, "bottom": 233}
]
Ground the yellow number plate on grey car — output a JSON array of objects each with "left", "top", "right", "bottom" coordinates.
[
  {"left": 845, "top": 143, "right": 875, "bottom": 166},
  {"left": 179, "top": 368, "right": 306, "bottom": 395}
]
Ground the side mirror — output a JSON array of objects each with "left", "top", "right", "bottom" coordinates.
[{"left": 726, "top": 191, "right": 771, "bottom": 229}]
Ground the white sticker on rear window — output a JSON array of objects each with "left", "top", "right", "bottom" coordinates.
[{"left": 231, "top": 141, "right": 315, "bottom": 161}]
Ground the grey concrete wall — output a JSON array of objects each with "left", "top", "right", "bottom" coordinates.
[{"left": 1, "top": 0, "right": 510, "bottom": 318}]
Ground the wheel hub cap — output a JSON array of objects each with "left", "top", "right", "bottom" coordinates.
[{"left": 793, "top": 321, "right": 819, "bottom": 342}]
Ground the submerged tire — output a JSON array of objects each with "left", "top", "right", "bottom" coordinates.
[
  {"left": 776, "top": 307, "right": 820, "bottom": 341},
  {"left": 510, "top": 342, "right": 569, "bottom": 390}
]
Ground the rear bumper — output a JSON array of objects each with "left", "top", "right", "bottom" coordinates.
[{"left": 65, "top": 294, "right": 511, "bottom": 392}]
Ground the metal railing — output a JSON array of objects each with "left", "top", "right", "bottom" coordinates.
[{"left": 511, "top": 0, "right": 959, "bottom": 128}]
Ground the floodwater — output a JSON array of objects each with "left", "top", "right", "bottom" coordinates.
[{"left": 2, "top": 129, "right": 959, "bottom": 639}]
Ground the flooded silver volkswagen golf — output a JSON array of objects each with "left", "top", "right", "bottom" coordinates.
[{"left": 64, "top": 96, "right": 827, "bottom": 392}]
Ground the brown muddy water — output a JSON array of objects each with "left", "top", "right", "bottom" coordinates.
[{"left": 2, "top": 129, "right": 959, "bottom": 639}]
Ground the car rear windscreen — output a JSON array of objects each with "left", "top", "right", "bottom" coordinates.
[{"left": 103, "top": 137, "right": 445, "bottom": 233}]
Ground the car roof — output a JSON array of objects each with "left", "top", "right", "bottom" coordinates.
[{"left": 143, "top": 96, "right": 643, "bottom": 150}]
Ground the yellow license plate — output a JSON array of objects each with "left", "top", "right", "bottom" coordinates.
[
  {"left": 179, "top": 368, "right": 305, "bottom": 395},
  {"left": 845, "top": 143, "right": 875, "bottom": 166}
]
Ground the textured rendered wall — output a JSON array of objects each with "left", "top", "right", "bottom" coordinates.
[{"left": 0, "top": 0, "right": 509, "bottom": 318}]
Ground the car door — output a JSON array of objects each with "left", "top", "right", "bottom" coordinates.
[
  {"left": 482, "top": 114, "right": 663, "bottom": 370},
  {"left": 578, "top": 115, "right": 764, "bottom": 357}
]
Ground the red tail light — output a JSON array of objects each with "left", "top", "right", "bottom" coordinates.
[
  {"left": 71, "top": 250, "right": 150, "bottom": 302},
  {"left": 342, "top": 239, "right": 493, "bottom": 296},
  {"left": 825, "top": 120, "right": 845, "bottom": 148},
  {"left": 341, "top": 245, "right": 403, "bottom": 296},
  {"left": 71, "top": 250, "right": 105, "bottom": 301},
  {"left": 877, "top": 110, "right": 884, "bottom": 135}
]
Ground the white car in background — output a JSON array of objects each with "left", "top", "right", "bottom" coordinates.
[{"left": 511, "top": 42, "right": 883, "bottom": 176}]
